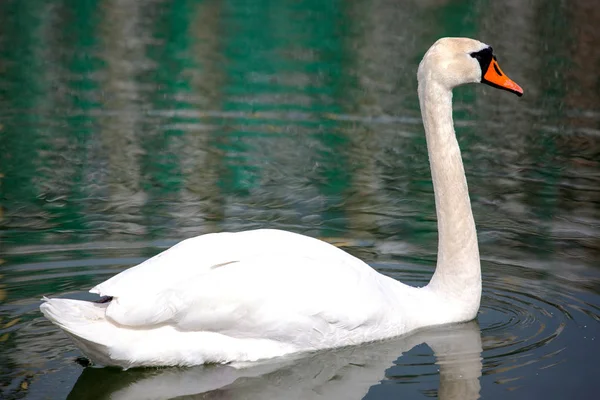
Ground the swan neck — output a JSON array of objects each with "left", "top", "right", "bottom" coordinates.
[{"left": 418, "top": 79, "right": 481, "bottom": 311}]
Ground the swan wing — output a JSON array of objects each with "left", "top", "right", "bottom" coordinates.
[{"left": 92, "top": 229, "right": 348, "bottom": 298}]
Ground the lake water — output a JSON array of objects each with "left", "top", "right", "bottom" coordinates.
[{"left": 1, "top": 0, "right": 599, "bottom": 399}]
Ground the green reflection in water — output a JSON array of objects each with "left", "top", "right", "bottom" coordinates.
[
  {"left": 141, "top": 0, "right": 192, "bottom": 238},
  {"left": 0, "top": 0, "right": 45, "bottom": 230}
]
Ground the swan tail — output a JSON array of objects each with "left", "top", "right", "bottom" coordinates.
[
  {"left": 40, "top": 297, "right": 298, "bottom": 368},
  {"left": 40, "top": 297, "right": 116, "bottom": 366}
]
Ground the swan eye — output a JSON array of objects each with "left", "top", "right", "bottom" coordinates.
[
  {"left": 469, "top": 47, "right": 494, "bottom": 78},
  {"left": 469, "top": 47, "right": 493, "bottom": 62}
]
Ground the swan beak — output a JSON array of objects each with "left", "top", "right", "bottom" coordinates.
[{"left": 482, "top": 58, "right": 523, "bottom": 97}]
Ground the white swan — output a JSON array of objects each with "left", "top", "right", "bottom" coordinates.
[{"left": 40, "top": 37, "right": 523, "bottom": 369}]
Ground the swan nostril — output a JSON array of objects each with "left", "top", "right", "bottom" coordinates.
[{"left": 493, "top": 63, "right": 503, "bottom": 76}]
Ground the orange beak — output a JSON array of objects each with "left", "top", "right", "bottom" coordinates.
[{"left": 483, "top": 57, "right": 523, "bottom": 97}]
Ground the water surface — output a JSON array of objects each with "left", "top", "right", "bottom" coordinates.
[{"left": 1, "top": 0, "right": 600, "bottom": 399}]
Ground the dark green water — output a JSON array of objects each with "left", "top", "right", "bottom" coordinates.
[{"left": 1, "top": 0, "right": 599, "bottom": 399}]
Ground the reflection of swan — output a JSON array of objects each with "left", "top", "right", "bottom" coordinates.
[
  {"left": 41, "top": 38, "right": 523, "bottom": 368},
  {"left": 67, "top": 321, "right": 482, "bottom": 400}
]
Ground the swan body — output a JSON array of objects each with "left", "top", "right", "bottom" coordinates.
[{"left": 41, "top": 37, "right": 523, "bottom": 368}]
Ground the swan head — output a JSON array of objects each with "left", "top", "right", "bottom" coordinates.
[{"left": 418, "top": 37, "right": 523, "bottom": 96}]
